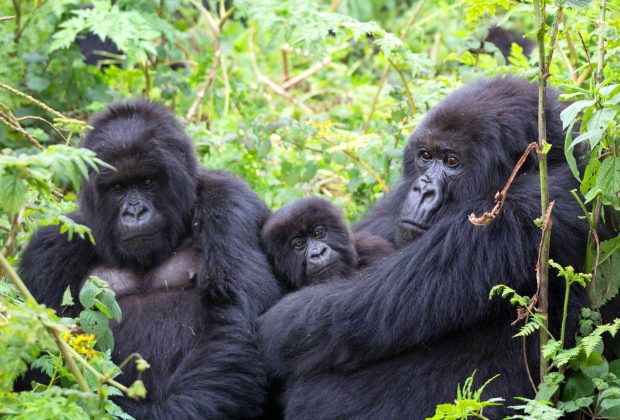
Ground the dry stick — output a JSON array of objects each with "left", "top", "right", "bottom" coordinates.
[
  {"left": 248, "top": 31, "right": 313, "bottom": 115},
  {"left": 0, "top": 15, "right": 14, "bottom": 21},
  {"left": 0, "top": 209, "right": 24, "bottom": 258},
  {"left": 0, "top": 82, "right": 66, "bottom": 120},
  {"left": 16, "top": 115, "right": 67, "bottom": 142},
  {"left": 469, "top": 142, "right": 538, "bottom": 225},
  {"left": 555, "top": 41, "right": 577, "bottom": 84},
  {"left": 281, "top": 58, "right": 331, "bottom": 91},
  {"left": 0, "top": 253, "right": 91, "bottom": 393},
  {"left": 186, "top": 47, "right": 221, "bottom": 123},
  {"left": 564, "top": 29, "right": 578, "bottom": 68},
  {"left": 363, "top": 0, "right": 427, "bottom": 133},
  {"left": 578, "top": 32, "right": 595, "bottom": 76},
  {"left": 281, "top": 44, "right": 291, "bottom": 82},
  {"left": 0, "top": 113, "right": 43, "bottom": 149},
  {"left": 189, "top": 0, "right": 220, "bottom": 38},
  {"left": 545, "top": 7, "right": 564, "bottom": 72},
  {"left": 320, "top": 135, "right": 389, "bottom": 191}
]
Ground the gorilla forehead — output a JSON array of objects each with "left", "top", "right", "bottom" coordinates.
[
  {"left": 263, "top": 197, "right": 347, "bottom": 243},
  {"left": 81, "top": 100, "right": 197, "bottom": 175}
]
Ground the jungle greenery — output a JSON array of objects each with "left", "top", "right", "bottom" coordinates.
[{"left": 0, "top": 0, "right": 618, "bottom": 418}]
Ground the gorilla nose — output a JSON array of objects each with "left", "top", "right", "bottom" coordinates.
[
  {"left": 310, "top": 244, "right": 328, "bottom": 260},
  {"left": 121, "top": 204, "right": 150, "bottom": 225}
]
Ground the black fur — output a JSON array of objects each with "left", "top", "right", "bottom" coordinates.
[
  {"left": 261, "top": 197, "right": 395, "bottom": 292},
  {"left": 261, "top": 197, "right": 358, "bottom": 291},
  {"left": 19, "top": 101, "right": 280, "bottom": 419},
  {"left": 258, "top": 77, "right": 589, "bottom": 418}
]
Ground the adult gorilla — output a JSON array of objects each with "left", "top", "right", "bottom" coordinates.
[
  {"left": 19, "top": 101, "right": 280, "bottom": 418},
  {"left": 259, "top": 77, "right": 589, "bottom": 418}
]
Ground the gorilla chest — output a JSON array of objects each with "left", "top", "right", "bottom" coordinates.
[{"left": 83, "top": 249, "right": 207, "bottom": 367}]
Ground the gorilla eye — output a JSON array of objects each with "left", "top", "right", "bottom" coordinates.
[
  {"left": 143, "top": 179, "right": 152, "bottom": 187},
  {"left": 113, "top": 183, "right": 124, "bottom": 192},
  {"left": 446, "top": 156, "right": 459, "bottom": 167},
  {"left": 291, "top": 238, "right": 306, "bottom": 250},
  {"left": 313, "top": 226, "right": 326, "bottom": 239},
  {"left": 419, "top": 151, "right": 432, "bottom": 161}
]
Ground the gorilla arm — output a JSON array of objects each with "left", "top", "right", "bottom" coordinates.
[
  {"left": 193, "top": 169, "right": 281, "bottom": 313},
  {"left": 259, "top": 174, "right": 587, "bottom": 379},
  {"left": 19, "top": 212, "right": 98, "bottom": 316}
]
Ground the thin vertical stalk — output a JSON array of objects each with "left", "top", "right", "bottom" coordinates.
[{"left": 533, "top": 0, "right": 552, "bottom": 380}]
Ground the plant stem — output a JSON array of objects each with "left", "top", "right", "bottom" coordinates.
[
  {"left": 0, "top": 253, "right": 91, "bottom": 392},
  {"left": 388, "top": 58, "right": 417, "bottom": 114},
  {"left": 560, "top": 278, "right": 571, "bottom": 347},
  {"left": 533, "top": 0, "right": 552, "bottom": 380},
  {"left": 595, "top": 0, "right": 607, "bottom": 84},
  {"left": 363, "top": 0, "right": 426, "bottom": 133}
]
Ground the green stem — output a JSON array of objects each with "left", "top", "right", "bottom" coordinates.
[
  {"left": 560, "top": 279, "right": 571, "bottom": 347},
  {"left": 595, "top": 0, "right": 607, "bottom": 84},
  {"left": 533, "top": 0, "right": 552, "bottom": 380},
  {"left": 388, "top": 58, "right": 417, "bottom": 114}
]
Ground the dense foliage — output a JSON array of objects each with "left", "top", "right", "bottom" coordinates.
[{"left": 0, "top": 0, "right": 618, "bottom": 418}]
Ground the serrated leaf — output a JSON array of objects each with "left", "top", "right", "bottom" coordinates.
[
  {"left": 79, "top": 279, "right": 100, "bottom": 309},
  {"left": 0, "top": 172, "right": 28, "bottom": 213},
  {"left": 79, "top": 309, "right": 111, "bottom": 349},
  {"left": 100, "top": 289, "right": 122, "bottom": 322}
]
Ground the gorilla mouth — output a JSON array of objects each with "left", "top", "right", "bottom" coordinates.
[
  {"left": 309, "top": 262, "right": 337, "bottom": 277},
  {"left": 121, "top": 231, "right": 159, "bottom": 243},
  {"left": 399, "top": 220, "right": 428, "bottom": 239}
]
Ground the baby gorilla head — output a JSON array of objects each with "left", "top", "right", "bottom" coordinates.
[{"left": 261, "top": 197, "right": 358, "bottom": 290}]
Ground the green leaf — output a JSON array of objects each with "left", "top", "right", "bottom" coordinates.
[
  {"left": 0, "top": 172, "right": 28, "bottom": 213},
  {"left": 79, "top": 279, "right": 100, "bottom": 310},
  {"left": 555, "top": 0, "right": 592, "bottom": 8},
  {"left": 560, "top": 99, "right": 595, "bottom": 130},
  {"left": 561, "top": 372, "right": 595, "bottom": 400},
  {"left": 79, "top": 309, "right": 111, "bottom": 350},
  {"left": 100, "top": 289, "right": 122, "bottom": 322},
  {"left": 61, "top": 287, "right": 74, "bottom": 307},
  {"left": 596, "top": 157, "right": 620, "bottom": 209}
]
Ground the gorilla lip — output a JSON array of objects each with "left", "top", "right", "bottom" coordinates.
[{"left": 398, "top": 220, "right": 428, "bottom": 238}]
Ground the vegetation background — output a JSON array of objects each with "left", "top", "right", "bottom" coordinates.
[{"left": 0, "top": 0, "right": 618, "bottom": 418}]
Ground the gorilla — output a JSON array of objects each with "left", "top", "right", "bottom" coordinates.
[
  {"left": 260, "top": 197, "right": 394, "bottom": 292},
  {"left": 258, "top": 77, "right": 589, "bottom": 418},
  {"left": 18, "top": 101, "right": 280, "bottom": 418}
]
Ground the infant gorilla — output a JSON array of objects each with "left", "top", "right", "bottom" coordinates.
[{"left": 261, "top": 197, "right": 394, "bottom": 291}]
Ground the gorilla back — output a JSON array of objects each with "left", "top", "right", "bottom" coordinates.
[
  {"left": 258, "top": 77, "right": 589, "bottom": 418},
  {"left": 19, "top": 101, "right": 280, "bottom": 419}
]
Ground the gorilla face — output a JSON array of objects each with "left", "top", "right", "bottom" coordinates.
[
  {"left": 398, "top": 137, "right": 465, "bottom": 240},
  {"left": 80, "top": 101, "right": 198, "bottom": 270},
  {"left": 397, "top": 77, "right": 549, "bottom": 241},
  {"left": 261, "top": 197, "right": 358, "bottom": 290}
]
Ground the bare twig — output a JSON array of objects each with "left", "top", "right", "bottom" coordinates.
[
  {"left": 0, "top": 15, "right": 14, "bottom": 22},
  {"left": 469, "top": 142, "right": 538, "bottom": 225},
  {"left": 577, "top": 32, "right": 594, "bottom": 75},
  {"left": 248, "top": 30, "right": 313, "bottom": 114},
  {"left": 555, "top": 41, "right": 577, "bottom": 83},
  {"left": 0, "top": 82, "right": 66, "bottom": 120},
  {"left": 0, "top": 113, "right": 43, "bottom": 149},
  {"left": 281, "top": 57, "right": 331, "bottom": 90},
  {"left": 186, "top": 47, "right": 221, "bottom": 123},
  {"left": 189, "top": 0, "right": 220, "bottom": 38},
  {"left": 281, "top": 44, "right": 291, "bottom": 82},
  {"left": 1, "top": 208, "right": 24, "bottom": 258}
]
